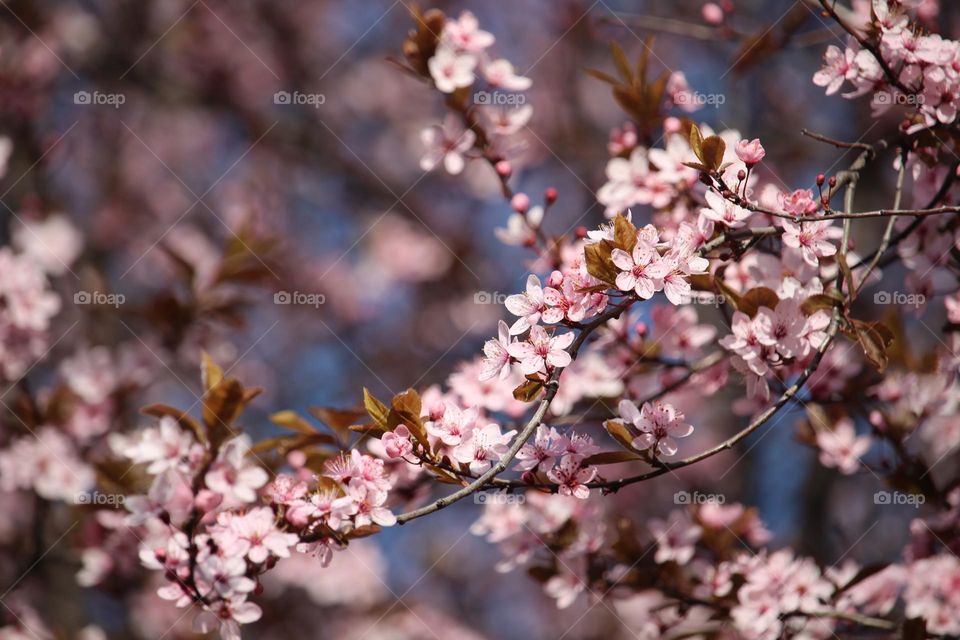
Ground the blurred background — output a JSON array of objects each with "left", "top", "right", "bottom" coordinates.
[{"left": 1, "top": 0, "right": 958, "bottom": 637}]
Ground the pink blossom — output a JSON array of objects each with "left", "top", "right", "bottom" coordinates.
[
  {"left": 441, "top": 11, "right": 494, "bottom": 53},
  {"left": 504, "top": 274, "right": 547, "bottom": 334},
  {"left": 506, "top": 325, "right": 575, "bottom": 375},
  {"left": 649, "top": 510, "right": 702, "bottom": 564},
  {"left": 482, "top": 59, "right": 531, "bottom": 90},
  {"left": 420, "top": 114, "right": 476, "bottom": 175},
  {"left": 426, "top": 402, "right": 477, "bottom": 446},
  {"left": 547, "top": 455, "right": 597, "bottom": 499},
  {"left": 611, "top": 244, "right": 668, "bottom": 300},
  {"left": 453, "top": 422, "right": 516, "bottom": 475},
  {"left": 381, "top": 424, "right": 414, "bottom": 459},
  {"left": 735, "top": 138, "right": 766, "bottom": 165},
  {"left": 699, "top": 189, "right": 752, "bottom": 228},
  {"left": 781, "top": 219, "right": 841, "bottom": 266},
  {"left": 213, "top": 507, "right": 299, "bottom": 564},
  {"left": 204, "top": 436, "right": 270, "bottom": 504},
  {"left": 619, "top": 399, "right": 694, "bottom": 457},
  {"left": 427, "top": 46, "right": 477, "bottom": 93},
  {"left": 816, "top": 419, "right": 871, "bottom": 474},
  {"left": 479, "top": 320, "right": 513, "bottom": 381},
  {"left": 515, "top": 425, "right": 565, "bottom": 472},
  {"left": 779, "top": 188, "right": 819, "bottom": 216}
]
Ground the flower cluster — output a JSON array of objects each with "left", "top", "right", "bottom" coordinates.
[
  {"left": 0, "top": 246, "right": 62, "bottom": 379},
  {"left": 720, "top": 295, "right": 831, "bottom": 400},
  {"left": 815, "top": 1, "right": 960, "bottom": 131},
  {"left": 515, "top": 425, "right": 600, "bottom": 499},
  {"left": 420, "top": 10, "right": 532, "bottom": 175},
  {"left": 120, "top": 415, "right": 398, "bottom": 639}
]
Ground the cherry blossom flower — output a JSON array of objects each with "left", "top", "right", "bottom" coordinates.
[
  {"left": 618, "top": 399, "right": 693, "bottom": 456},
  {"left": 482, "top": 59, "right": 531, "bottom": 90},
  {"left": 441, "top": 10, "right": 494, "bottom": 53},
  {"left": 779, "top": 188, "right": 819, "bottom": 216},
  {"left": 427, "top": 46, "right": 477, "bottom": 93},
  {"left": 204, "top": 435, "right": 269, "bottom": 504},
  {"left": 347, "top": 482, "right": 396, "bottom": 528},
  {"left": 546, "top": 455, "right": 597, "bottom": 499},
  {"left": 426, "top": 402, "right": 477, "bottom": 446},
  {"left": 649, "top": 510, "right": 702, "bottom": 564},
  {"left": 12, "top": 214, "right": 83, "bottom": 276},
  {"left": 504, "top": 274, "right": 548, "bottom": 334},
  {"left": 453, "top": 422, "right": 516, "bottom": 474},
  {"left": 515, "top": 425, "right": 565, "bottom": 472},
  {"left": 193, "top": 599, "right": 262, "bottom": 640},
  {"left": 813, "top": 44, "right": 862, "bottom": 95},
  {"left": 780, "top": 218, "right": 841, "bottom": 266},
  {"left": 816, "top": 419, "right": 871, "bottom": 474},
  {"left": 699, "top": 189, "right": 752, "bottom": 228},
  {"left": 479, "top": 320, "right": 513, "bottom": 381},
  {"left": 381, "top": 424, "right": 414, "bottom": 459},
  {"left": 611, "top": 243, "right": 668, "bottom": 300},
  {"left": 117, "top": 416, "right": 196, "bottom": 475},
  {"left": 735, "top": 138, "right": 766, "bottom": 166},
  {"left": 213, "top": 507, "right": 299, "bottom": 564},
  {"left": 420, "top": 114, "right": 477, "bottom": 174},
  {"left": 506, "top": 325, "right": 575, "bottom": 375}
]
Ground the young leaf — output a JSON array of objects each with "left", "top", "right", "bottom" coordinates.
[
  {"left": 514, "top": 378, "right": 544, "bottom": 402},
  {"left": 613, "top": 214, "right": 638, "bottom": 251},
  {"left": 700, "top": 135, "right": 726, "bottom": 173},
  {"left": 363, "top": 388, "right": 390, "bottom": 430},
  {"left": 269, "top": 410, "right": 318, "bottom": 435},
  {"left": 739, "top": 287, "right": 780, "bottom": 318}
]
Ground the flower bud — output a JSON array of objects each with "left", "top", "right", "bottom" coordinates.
[{"left": 511, "top": 193, "right": 530, "bottom": 213}]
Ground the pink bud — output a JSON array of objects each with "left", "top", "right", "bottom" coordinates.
[
  {"left": 735, "top": 138, "right": 766, "bottom": 166},
  {"left": 287, "top": 449, "right": 307, "bottom": 468},
  {"left": 702, "top": 3, "right": 724, "bottom": 25},
  {"left": 195, "top": 489, "right": 222, "bottom": 513},
  {"left": 495, "top": 160, "right": 512, "bottom": 178},
  {"left": 547, "top": 270, "right": 564, "bottom": 288},
  {"left": 663, "top": 117, "right": 682, "bottom": 134},
  {"left": 544, "top": 187, "right": 558, "bottom": 204},
  {"left": 511, "top": 192, "right": 530, "bottom": 213}
]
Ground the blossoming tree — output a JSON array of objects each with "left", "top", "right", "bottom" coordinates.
[{"left": 1, "top": 0, "right": 960, "bottom": 638}]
